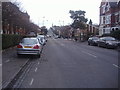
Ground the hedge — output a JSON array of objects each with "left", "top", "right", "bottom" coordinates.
[
  {"left": 102, "top": 30, "right": 120, "bottom": 40},
  {"left": 111, "top": 30, "right": 120, "bottom": 40},
  {"left": 2, "top": 34, "right": 24, "bottom": 49}
]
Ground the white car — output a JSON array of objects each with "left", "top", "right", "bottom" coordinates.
[{"left": 37, "top": 35, "right": 46, "bottom": 45}]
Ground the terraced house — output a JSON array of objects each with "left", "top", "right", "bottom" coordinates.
[{"left": 99, "top": 0, "right": 120, "bottom": 36}]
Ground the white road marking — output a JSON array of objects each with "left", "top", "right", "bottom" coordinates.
[
  {"left": 35, "top": 67, "right": 38, "bottom": 72},
  {"left": 38, "top": 62, "right": 40, "bottom": 65},
  {"left": 113, "top": 64, "right": 120, "bottom": 69},
  {"left": 5, "top": 59, "right": 10, "bottom": 63},
  {"left": 82, "top": 51, "right": 97, "bottom": 58},
  {"left": 29, "top": 78, "right": 34, "bottom": 86}
]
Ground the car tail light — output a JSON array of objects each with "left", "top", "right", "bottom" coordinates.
[
  {"left": 33, "top": 45, "right": 40, "bottom": 49},
  {"left": 17, "top": 45, "right": 22, "bottom": 48}
]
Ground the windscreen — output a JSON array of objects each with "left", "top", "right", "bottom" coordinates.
[
  {"left": 105, "top": 37, "right": 116, "bottom": 41},
  {"left": 21, "top": 38, "right": 38, "bottom": 44},
  {"left": 92, "top": 37, "right": 99, "bottom": 40}
]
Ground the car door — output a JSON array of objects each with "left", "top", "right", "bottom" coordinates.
[
  {"left": 98, "top": 38, "right": 104, "bottom": 47},
  {"left": 100, "top": 38, "right": 106, "bottom": 47}
]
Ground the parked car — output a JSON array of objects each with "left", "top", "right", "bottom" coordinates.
[
  {"left": 98, "top": 37, "right": 119, "bottom": 49},
  {"left": 88, "top": 37, "right": 99, "bottom": 46},
  {"left": 17, "top": 38, "right": 42, "bottom": 58},
  {"left": 54, "top": 35, "right": 59, "bottom": 39},
  {"left": 118, "top": 42, "right": 120, "bottom": 51},
  {"left": 37, "top": 35, "right": 46, "bottom": 45}
]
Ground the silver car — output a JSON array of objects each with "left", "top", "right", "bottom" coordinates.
[
  {"left": 88, "top": 37, "right": 99, "bottom": 46},
  {"left": 98, "top": 37, "right": 119, "bottom": 49},
  {"left": 17, "top": 38, "right": 42, "bottom": 57}
]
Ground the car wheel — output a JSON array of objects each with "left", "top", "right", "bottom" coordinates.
[
  {"left": 88, "top": 42, "right": 90, "bottom": 45},
  {"left": 98, "top": 43, "right": 100, "bottom": 47},
  {"left": 105, "top": 44, "right": 109, "bottom": 49},
  {"left": 17, "top": 54, "right": 21, "bottom": 57},
  {"left": 90, "top": 43, "right": 93, "bottom": 46},
  {"left": 37, "top": 54, "right": 40, "bottom": 58},
  {"left": 117, "top": 46, "right": 120, "bottom": 51}
]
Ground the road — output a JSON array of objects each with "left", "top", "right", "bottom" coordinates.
[{"left": 13, "top": 38, "right": 119, "bottom": 88}]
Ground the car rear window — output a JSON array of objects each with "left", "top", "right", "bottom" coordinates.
[{"left": 21, "top": 38, "right": 38, "bottom": 44}]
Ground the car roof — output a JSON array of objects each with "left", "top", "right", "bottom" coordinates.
[
  {"left": 101, "top": 36, "right": 115, "bottom": 38},
  {"left": 37, "top": 35, "right": 44, "bottom": 36},
  {"left": 89, "top": 36, "right": 99, "bottom": 38},
  {"left": 23, "top": 37, "right": 38, "bottom": 39}
]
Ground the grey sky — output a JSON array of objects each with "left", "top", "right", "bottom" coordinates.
[{"left": 18, "top": 0, "right": 102, "bottom": 28}]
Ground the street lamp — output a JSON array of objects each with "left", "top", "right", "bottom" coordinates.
[
  {"left": 63, "top": 21, "right": 64, "bottom": 26},
  {"left": 43, "top": 16, "right": 45, "bottom": 26}
]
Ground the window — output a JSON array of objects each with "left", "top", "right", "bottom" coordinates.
[
  {"left": 105, "top": 15, "right": 111, "bottom": 24},
  {"left": 105, "top": 2, "right": 109, "bottom": 12},
  {"left": 103, "top": 7, "right": 105, "bottom": 13},
  {"left": 103, "top": 17, "right": 105, "bottom": 24},
  {"left": 103, "top": 29, "right": 105, "bottom": 33},
  {"left": 115, "top": 14, "right": 119, "bottom": 23}
]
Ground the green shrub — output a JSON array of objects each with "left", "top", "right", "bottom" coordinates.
[
  {"left": 102, "top": 30, "right": 120, "bottom": 40},
  {"left": 101, "top": 33, "right": 111, "bottom": 37},
  {"left": 111, "top": 30, "right": 120, "bottom": 40},
  {"left": 2, "top": 34, "right": 24, "bottom": 49}
]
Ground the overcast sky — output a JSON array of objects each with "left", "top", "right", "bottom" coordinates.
[{"left": 18, "top": 0, "right": 102, "bottom": 28}]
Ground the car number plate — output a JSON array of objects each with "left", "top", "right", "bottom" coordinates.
[{"left": 24, "top": 46, "right": 32, "bottom": 48}]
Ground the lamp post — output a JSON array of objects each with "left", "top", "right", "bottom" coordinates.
[
  {"left": 63, "top": 21, "right": 64, "bottom": 26},
  {"left": 43, "top": 16, "right": 45, "bottom": 26}
]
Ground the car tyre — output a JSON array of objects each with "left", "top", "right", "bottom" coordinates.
[
  {"left": 91, "top": 43, "right": 93, "bottom": 46},
  {"left": 88, "top": 42, "right": 90, "bottom": 45},
  {"left": 117, "top": 46, "right": 120, "bottom": 52},
  {"left": 17, "top": 54, "right": 21, "bottom": 57},
  {"left": 105, "top": 44, "right": 109, "bottom": 49},
  {"left": 37, "top": 54, "right": 40, "bottom": 58},
  {"left": 98, "top": 43, "right": 100, "bottom": 47}
]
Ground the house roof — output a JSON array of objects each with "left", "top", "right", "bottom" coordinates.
[
  {"left": 100, "top": 0, "right": 118, "bottom": 8},
  {"left": 109, "top": 2, "right": 118, "bottom": 8}
]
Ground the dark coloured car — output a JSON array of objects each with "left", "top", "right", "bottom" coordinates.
[
  {"left": 118, "top": 42, "right": 120, "bottom": 51},
  {"left": 98, "top": 37, "right": 119, "bottom": 49},
  {"left": 88, "top": 37, "right": 99, "bottom": 46}
]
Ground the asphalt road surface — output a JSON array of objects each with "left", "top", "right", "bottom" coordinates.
[
  {"left": 17, "top": 38, "right": 119, "bottom": 88},
  {"left": 3, "top": 38, "right": 119, "bottom": 88}
]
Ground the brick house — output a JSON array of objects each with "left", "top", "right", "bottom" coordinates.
[
  {"left": 86, "top": 24, "right": 99, "bottom": 36},
  {"left": 99, "top": 0, "right": 120, "bottom": 36},
  {"left": 71, "top": 24, "right": 99, "bottom": 41}
]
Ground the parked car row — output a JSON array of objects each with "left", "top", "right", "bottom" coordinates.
[
  {"left": 88, "top": 36, "right": 120, "bottom": 49},
  {"left": 17, "top": 35, "right": 47, "bottom": 58}
]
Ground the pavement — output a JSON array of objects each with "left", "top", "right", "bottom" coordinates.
[{"left": 2, "top": 46, "right": 29, "bottom": 88}]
